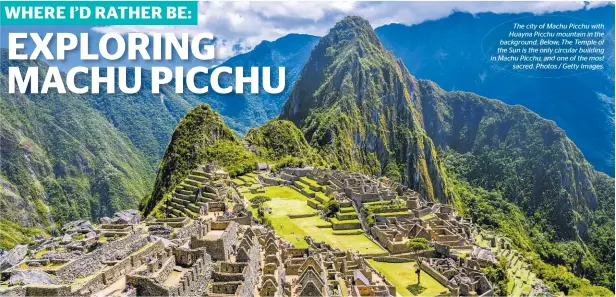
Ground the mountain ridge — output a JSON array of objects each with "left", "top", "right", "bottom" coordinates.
[
  {"left": 280, "top": 15, "right": 614, "bottom": 291},
  {"left": 0, "top": 49, "right": 153, "bottom": 248},
  {"left": 280, "top": 16, "right": 451, "bottom": 202},
  {"left": 375, "top": 7, "right": 615, "bottom": 176}
]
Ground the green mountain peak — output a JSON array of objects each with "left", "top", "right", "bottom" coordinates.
[{"left": 280, "top": 16, "right": 450, "bottom": 202}]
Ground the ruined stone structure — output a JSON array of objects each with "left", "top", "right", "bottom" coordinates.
[
  {"left": 0, "top": 210, "right": 252, "bottom": 297},
  {"left": 0, "top": 166, "right": 523, "bottom": 297},
  {"left": 163, "top": 163, "right": 232, "bottom": 219},
  {"left": 418, "top": 257, "right": 494, "bottom": 297}
]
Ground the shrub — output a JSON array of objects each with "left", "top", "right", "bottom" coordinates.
[
  {"left": 407, "top": 284, "right": 426, "bottom": 295},
  {"left": 406, "top": 238, "right": 430, "bottom": 253},
  {"left": 482, "top": 256, "right": 510, "bottom": 296},
  {"left": 250, "top": 195, "right": 271, "bottom": 208},
  {"left": 324, "top": 200, "right": 341, "bottom": 217}
]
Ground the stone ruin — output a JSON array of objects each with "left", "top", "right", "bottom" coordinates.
[
  {"left": 0, "top": 165, "right": 534, "bottom": 297},
  {"left": 0, "top": 212, "right": 261, "bottom": 297},
  {"left": 418, "top": 257, "right": 494, "bottom": 297},
  {"left": 162, "top": 163, "right": 232, "bottom": 219}
]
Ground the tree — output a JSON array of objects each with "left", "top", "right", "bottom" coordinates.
[
  {"left": 250, "top": 195, "right": 271, "bottom": 208},
  {"left": 407, "top": 238, "right": 430, "bottom": 285},
  {"left": 406, "top": 238, "right": 430, "bottom": 254},
  {"left": 482, "top": 256, "right": 510, "bottom": 296}
]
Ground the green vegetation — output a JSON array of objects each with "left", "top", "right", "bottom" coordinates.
[
  {"left": 367, "top": 260, "right": 448, "bottom": 297},
  {"left": 279, "top": 16, "right": 451, "bottom": 202},
  {"left": 323, "top": 200, "right": 341, "bottom": 217},
  {"left": 129, "top": 15, "right": 615, "bottom": 296},
  {"left": 0, "top": 219, "right": 44, "bottom": 249},
  {"left": 249, "top": 196, "right": 271, "bottom": 208},
  {"left": 406, "top": 238, "right": 430, "bottom": 254},
  {"left": 242, "top": 185, "right": 384, "bottom": 254},
  {"left": 406, "top": 284, "right": 426, "bottom": 295},
  {"left": 0, "top": 52, "right": 152, "bottom": 246},
  {"left": 445, "top": 154, "right": 614, "bottom": 295},
  {"left": 141, "top": 104, "right": 258, "bottom": 216},
  {"left": 421, "top": 78, "right": 615, "bottom": 291},
  {"left": 245, "top": 119, "right": 326, "bottom": 167},
  {"left": 482, "top": 257, "right": 511, "bottom": 296},
  {"left": 529, "top": 255, "right": 613, "bottom": 296}
]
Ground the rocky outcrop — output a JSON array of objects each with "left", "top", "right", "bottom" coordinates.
[
  {"left": 0, "top": 245, "right": 28, "bottom": 271},
  {"left": 109, "top": 209, "right": 141, "bottom": 225},
  {"left": 9, "top": 270, "right": 58, "bottom": 286},
  {"left": 63, "top": 220, "right": 94, "bottom": 233}
]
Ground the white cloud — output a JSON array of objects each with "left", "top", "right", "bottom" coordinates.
[{"left": 92, "top": 1, "right": 611, "bottom": 60}]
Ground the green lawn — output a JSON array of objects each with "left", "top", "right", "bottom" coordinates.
[
  {"left": 243, "top": 186, "right": 385, "bottom": 254},
  {"left": 244, "top": 186, "right": 308, "bottom": 201},
  {"left": 293, "top": 216, "right": 384, "bottom": 254},
  {"left": 367, "top": 260, "right": 448, "bottom": 297},
  {"left": 268, "top": 216, "right": 309, "bottom": 248}
]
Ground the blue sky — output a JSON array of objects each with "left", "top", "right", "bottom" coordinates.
[{"left": 1, "top": 1, "right": 611, "bottom": 70}]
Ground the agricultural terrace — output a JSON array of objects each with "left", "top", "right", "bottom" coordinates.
[
  {"left": 239, "top": 176, "right": 386, "bottom": 255},
  {"left": 475, "top": 233, "right": 535, "bottom": 296}
]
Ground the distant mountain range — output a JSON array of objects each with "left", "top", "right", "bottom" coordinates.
[{"left": 375, "top": 6, "right": 615, "bottom": 176}]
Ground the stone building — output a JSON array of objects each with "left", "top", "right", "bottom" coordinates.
[{"left": 418, "top": 257, "right": 494, "bottom": 297}]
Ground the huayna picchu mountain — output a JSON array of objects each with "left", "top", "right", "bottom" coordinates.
[
  {"left": 280, "top": 16, "right": 451, "bottom": 203},
  {"left": 280, "top": 16, "right": 614, "bottom": 292}
]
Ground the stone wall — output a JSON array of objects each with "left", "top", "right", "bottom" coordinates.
[
  {"left": 282, "top": 248, "right": 308, "bottom": 259},
  {"left": 75, "top": 271, "right": 106, "bottom": 295},
  {"left": 126, "top": 274, "right": 170, "bottom": 296},
  {"left": 217, "top": 213, "right": 252, "bottom": 226},
  {"left": 170, "top": 257, "right": 212, "bottom": 297},
  {"left": 418, "top": 260, "right": 450, "bottom": 288},
  {"left": 24, "top": 285, "right": 71, "bottom": 297},
  {"left": 259, "top": 175, "right": 284, "bottom": 186},
  {"left": 282, "top": 167, "right": 313, "bottom": 177},
  {"left": 126, "top": 252, "right": 213, "bottom": 297},
  {"left": 130, "top": 240, "right": 166, "bottom": 268},
  {"left": 237, "top": 241, "right": 260, "bottom": 297},
  {"left": 50, "top": 232, "right": 148, "bottom": 282},
  {"left": 307, "top": 200, "right": 321, "bottom": 210},
  {"left": 413, "top": 207, "right": 432, "bottom": 218},
  {"left": 171, "top": 220, "right": 207, "bottom": 240},
  {"left": 73, "top": 240, "right": 167, "bottom": 295},
  {"left": 150, "top": 256, "right": 175, "bottom": 284},
  {"left": 331, "top": 221, "right": 361, "bottom": 230},
  {"left": 0, "top": 285, "right": 25, "bottom": 297},
  {"left": 173, "top": 248, "right": 206, "bottom": 267},
  {"left": 192, "top": 222, "right": 237, "bottom": 261}
]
